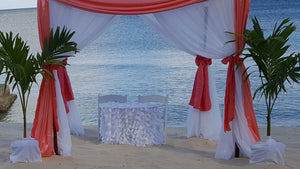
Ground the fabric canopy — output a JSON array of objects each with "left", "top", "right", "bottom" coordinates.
[
  {"left": 55, "top": 0, "right": 207, "bottom": 15},
  {"left": 32, "top": 0, "right": 261, "bottom": 159}
]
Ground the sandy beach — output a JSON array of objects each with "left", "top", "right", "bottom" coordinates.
[{"left": 0, "top": 122, "right": 299, "bottom": 169}]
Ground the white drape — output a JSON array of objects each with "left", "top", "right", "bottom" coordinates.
[
  {"left": 53, "top": 70, "right": 72, "bottom": 156},
  {"left": 49, "top": 0, "right": 117, "bottom": 50},
  {"left": 141, "top": 0, "right": 235, "bottom": 58},
  {"left": 141, "top": 0, "right": 235, "bottom": 141},
  {"left": 67, "top": 100, "right": 85, "bottom": 136},
  {"left": 215, "top": 67, "right": 256, "bottom": 159}
]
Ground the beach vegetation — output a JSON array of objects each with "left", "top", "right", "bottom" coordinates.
[
  {"left": 242, "top": 17, "right": 300, "bottom": 136},
  {"left": 0, "top": 27, "right": 78, "bottom": 138}
]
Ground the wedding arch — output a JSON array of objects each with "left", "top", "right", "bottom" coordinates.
[{"left": 32, "top": 0, "right": 261, "bottom": 160}]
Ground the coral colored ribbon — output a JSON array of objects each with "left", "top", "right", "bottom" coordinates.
[
  {"left": 31, "top": 69, "right": 57, "bottom": 157},
  {"left": 222, "top": 56, "right": 260, "bottom": 142},
  {"left": 37, "top": 0, "right": 50, "bottom": 48},
  {"left": 239, "top": 62, "right": 261, "bottom": 142},
  {"left": 189, "top": 55, "right": 212, "bottom": 111},
  {"left": 222, "top": 56, "right": 242, "bottom": 132},
  {"left": 55, "top": 59, "right": 75, "bottom": 114}
]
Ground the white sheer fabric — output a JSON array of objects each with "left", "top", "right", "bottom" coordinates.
[
  {"left": 142, "top": 0, "right": 235, "bottom": 140},
  {"left": 186, "top": 67, "right": 221, "bottom": 141},
  {"left": 141, "top": 0, "right": 235, "bottom": 59},
  {"left": 67, "top": 100, "right": 85, "bottom": 136},
  {"left": 215, "top": 67, "right": 256, "bottom": 159},
  {"left": 49, "top": 0, "right": 117, "bottom": 49},
  {"left": 54, "top": 70, "right": 72, "bottom": 156}
]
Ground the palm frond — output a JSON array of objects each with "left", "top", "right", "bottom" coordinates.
[
  {"left": 37, "top": 26, "right": 78, "bottom": 78},
  {"left": 241, "top": 17, "right": 300, "bottom": 135}
]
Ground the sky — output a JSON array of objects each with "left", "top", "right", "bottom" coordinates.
[{"left": 0, "top": 0, "right": 36, "bottom": 10}]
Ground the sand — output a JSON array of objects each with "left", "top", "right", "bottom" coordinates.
[{"left": 0, "top": 122, "right": 299, "bottom": 169}]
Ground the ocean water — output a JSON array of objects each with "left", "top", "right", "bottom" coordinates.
[
  {"left": 0, "top": 0, "right": 300, "bottom": 127},
  {"left": 0, "top": 0, "right": 36, "bottom": 10}
]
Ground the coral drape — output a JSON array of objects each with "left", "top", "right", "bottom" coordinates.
[
  {"left": 222, "top": 0, "right": 260, "bottom": 142},
  {"left": 189, "top": 55, "right": 212, "bottom": 111},
  {"left": 31, "top": 68, "right": 57, "bottom": 157},
  {"left": 55, "top": 0, "right": 207, "bottom": 15},
  {"left": 37, "top": 0, "right": 50, "bottom": 48},
  {"left": 32, "top": 0, "right": 75, "bottom": 157},
  {"left": 31, "top": 60, "right": 74, "bottom": 157}
]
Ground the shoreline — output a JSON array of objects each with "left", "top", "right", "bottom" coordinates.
[
  {"left": 1, "top": 122, "right": 299, "bottom": 169},
  {"left": 0, "top": 7, "right": 36, "bottom": 13}
]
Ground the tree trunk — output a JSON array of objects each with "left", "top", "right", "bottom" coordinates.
[
  {"left": 267, "top": 110, "right": 271, "bottom": 136},
  {"left": 23, "top": 110, "right": 27, "bottom": 138}
]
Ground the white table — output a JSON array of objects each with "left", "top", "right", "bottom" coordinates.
[{"left": 99, "top": 102, "right": 165, "bottom": 146}]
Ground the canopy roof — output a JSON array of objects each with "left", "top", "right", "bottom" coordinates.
[{"left": 56, "top": 0, "right": 207, "bottom": 14}]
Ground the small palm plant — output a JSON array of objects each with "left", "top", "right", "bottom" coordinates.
[
  {"left": 243, "top": 17, "right": 300, "bottom": 136},
  {"left": 0, "top": 27, "right": 77, "bottom": 138}
]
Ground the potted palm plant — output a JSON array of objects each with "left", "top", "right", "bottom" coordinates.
[
  {"left": 0, "top": 26, "right": 77, "bottom": 139},
  {"left": 242, "top": 17, "right": 300, "bottom": 165},
  {"left": 0, "top": 26, "right": 78, "bottom": 163}
]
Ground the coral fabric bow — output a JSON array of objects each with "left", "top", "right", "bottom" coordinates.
[{"left": 189, "top": 55, "right": 212, "bottom": 111}]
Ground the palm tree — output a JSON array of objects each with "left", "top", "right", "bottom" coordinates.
[
  {"left": 0, "top": 27, "right": 78, "bottom": 138},
  {"left": 243, "top": 17, "right": 300, "bottom": 136}
]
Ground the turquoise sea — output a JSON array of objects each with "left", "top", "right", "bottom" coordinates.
[{"left": 0, "top": 0, "right": 300, "bottom": 127}]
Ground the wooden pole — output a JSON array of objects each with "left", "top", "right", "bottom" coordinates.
[
  {"left": 235, "top": 143, "right": 240, "bottom": 157},
  {"left": 53, "top": 119, "right": 59, "bottom": 155}
]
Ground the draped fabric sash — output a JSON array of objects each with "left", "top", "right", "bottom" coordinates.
[
  {"left": 33, "top": 0, "right": 76, "bottom": 157},
  {"left": 219, "top": 0, "right": 260, "bottom": 142},
  {"left": 31, "top": 68, "right": 57, "bottom": 157},
  {"left": 55, "top": 0, "right": 207, "bottom": 15},
  {"left": 31, "top": 59, "right": 74, "bottom": 157},
  {"left": 222, "top": 56, "right": 260, "bottom": 142},
  {"left": 189, "top": 55, "right": 212, "bottom": 111},
  {"left": 240, "top": 62, "right": 261, "bottom": 142},
  {"left": 56, "top": 60, "right": 74, "bottom": 114},
  {"left": 221, "top": 56, "right": 242, "bottom": 131}
]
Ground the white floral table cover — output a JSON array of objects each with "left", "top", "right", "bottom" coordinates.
[{"left": 99, "top": 102, "right": 165, "bottom": 146}]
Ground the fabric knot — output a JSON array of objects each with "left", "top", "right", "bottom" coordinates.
[
  {"left": 221, "top": 56, "right": 242, "bottom": 65},
  {"left": 195, "top": 55, "right": 212, "bottom": 66},
  {"left": 189, "top": 55, "right": 212, "bottom": 111}
]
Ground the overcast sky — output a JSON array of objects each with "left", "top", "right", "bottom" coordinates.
[{"left": 0, "top": 0, "right": 36, "bottom": 10}]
